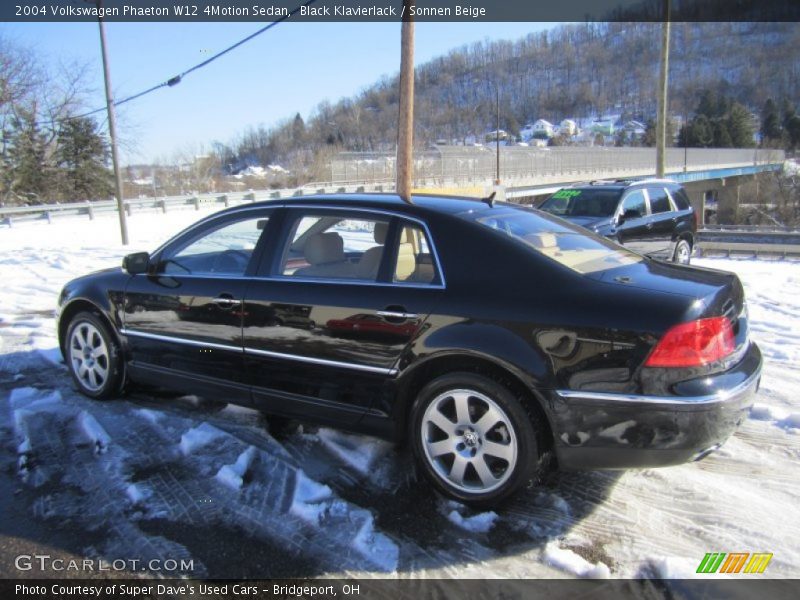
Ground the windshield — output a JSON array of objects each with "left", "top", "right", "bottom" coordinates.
[
  {"left": 465, "top": 207, "right": 642, "bottom": 275},
  {"left": 540, "top": 188, "right": 621, "bottom": 218}
]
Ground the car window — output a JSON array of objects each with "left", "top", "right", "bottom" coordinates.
[
  {"left": 540, "top": 188, "right": 621, "bottom": 218},
  {"left": 620, "top": 190, "right": 647, "bottom": 218},
  {"left": 393, "top": 223, "right": 439, "bottom": 285},
  {"left": 162, "top": 216, "right": 267, "bottom": 276},
  {"left": 470, "top": 208, "right": 642, "bottom": 275},
  {"left": 279, "top": 213, "right": 390, "bottom": 281},
  {"left": 648, "top": 187, "right": 672, "bottom": 214}
]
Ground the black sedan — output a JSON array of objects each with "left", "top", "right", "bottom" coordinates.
[{"left": 56, "top": 194, "right": 761, "bottom": 506}]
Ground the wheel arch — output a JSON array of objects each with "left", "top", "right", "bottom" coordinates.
[
  {"left": 58, "top": 298, "right": 121, "bottom": 359},
  {"left": 393, "top": 351, "right": 557, "bottom": 461}
]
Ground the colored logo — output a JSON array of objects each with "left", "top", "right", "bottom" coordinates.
[{"left": 696, "top": 552, "right": 773, "bottom": 574}]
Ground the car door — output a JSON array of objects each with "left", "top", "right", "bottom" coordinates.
[
  {"left": 614, "top": 188, "right": 655, "bottom": 256},
  {"left": 242, "top": 206, "right": 445, "bottom": 425},
  {"left": 645, "top": 185, "right": 679, "bottom": 258},
  {"left": 123, "top": 209, "right": 274, "bottom": 402}
]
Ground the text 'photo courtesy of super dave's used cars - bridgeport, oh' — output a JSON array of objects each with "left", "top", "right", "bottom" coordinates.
[{"left": 57, "top": 193, "right": 761, "bottom": 507}]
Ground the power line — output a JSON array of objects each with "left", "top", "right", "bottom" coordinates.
[{"left": 39, "top": 0, "right": 319, "bottom": 126}]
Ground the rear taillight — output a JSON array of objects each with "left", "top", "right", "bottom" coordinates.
[{"left": 644, "top": 316, "right": 735, "bottom": 368}]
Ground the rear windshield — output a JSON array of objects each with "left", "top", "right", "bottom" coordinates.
[
  {"left": 463, "top": 207, "right": 642, "bottom": 275},
  {"left": 540, "top": 188, "right": 621, "bottom": 218}
]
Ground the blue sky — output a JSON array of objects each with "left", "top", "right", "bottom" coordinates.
[{"left": 1, "top": 21, "right": 555, "bottom": 164}]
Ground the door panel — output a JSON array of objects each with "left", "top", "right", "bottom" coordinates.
[
  {"left": 646, "top": 186, "right": 678, "bottom": 258},
  {"left": 243, "top": 209, "right": 444, "bottom": 424},
  {"left": 122, "top": 212, "right": 273, "bottom": 401},
  {"left": 615, "top": 189, "right": 655, "bottom": 256}
]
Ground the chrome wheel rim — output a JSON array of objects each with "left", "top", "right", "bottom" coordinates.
[
  {"left": 69, "top": 322, "right": 110, "bottom": 392},
  {"left": 676, "top": 242, "right": 691, "bottom": 264},
  {"left": 421, "top": 388, "right": 518, "bottom": 494}
]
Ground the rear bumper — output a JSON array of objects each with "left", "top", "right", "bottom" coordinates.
[{"left": 550, "top": 342, "right": 762, "bottom": 470}]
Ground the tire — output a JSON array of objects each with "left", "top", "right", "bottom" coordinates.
[
  {"left": 65, "top": 311, "right": 125, "bottom": 400},
  {"left": 673, "top": 238, "right": 692, "bottom": 264},
  {"left": 410, "top": 372, "right": 541, "bottom": 508}
]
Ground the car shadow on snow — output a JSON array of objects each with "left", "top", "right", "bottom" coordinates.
[{"left": 0, "top": 347, "right": 622, "bottom": 578}]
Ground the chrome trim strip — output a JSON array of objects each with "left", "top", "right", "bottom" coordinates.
[
  {"left": 556, "top": 368, "right": 761, "bottom": 406},
  {"left": 120, "top": 328, "right": 397, "bottom": 376},
  {"left": 120, "top": 329, "right": 242, "bottom": 353},
  {"left": 243, "top": 346, "right": 397, "bottom": 376}
]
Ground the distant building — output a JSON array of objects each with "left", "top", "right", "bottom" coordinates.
[
  {"left": 622, "top": 120, "right": 647, "bottom": 141},
  {"left": 531, "top": 119, "right": 555, "bottom": 139},
  {"left": 559, "top": 119, "right": 578, "bottom": 136}
]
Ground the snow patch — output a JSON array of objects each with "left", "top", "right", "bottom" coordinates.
[
  {"left": 179, "top": 422, "right": 226, "bottom": 455},
  {"left": 290, "top": 471, "right": 334, "bottom": 523},
  {"left": 544, "top": 541, "right": 611, "bottom": 578},
  {"left": 215, "top": 446, "right": 258, "bottom": 490},
  {"left": 447, "top": 508, "right": 498, "bottom": 533},
  {"left": 126, "top": 484, "right": 148, "bottom": 505},
  {"left": 76, "top": 411, "right": 111, "bottom": 454},
  {"left": 352, "top": 516, "right": 400, "bottom": 573},
  {"left": 134, "top": 408, "right": 164, "bottom": 425},
  {"left": 317, "top": 428, "right": 393, "bottom": 475}
]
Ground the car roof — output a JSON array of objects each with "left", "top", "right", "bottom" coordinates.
[
  {"left": 566, "top": 178, "right": 678, "bottom": 190},
  {"left": 219, "top": 193, "right": 501, "bottom": 218}
]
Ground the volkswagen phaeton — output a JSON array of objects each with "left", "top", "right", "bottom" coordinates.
[{"left": 57, "top": 194, "right": 761, "bottom": 506}]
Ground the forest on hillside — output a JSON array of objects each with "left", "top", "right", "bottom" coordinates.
[{"left": 209, "top": 22, "right": 799, "bottom": 183}]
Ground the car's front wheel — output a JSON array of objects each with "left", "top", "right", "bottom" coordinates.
[
  {"left": 411, "top": 372, "right": 541, "bottom": 507},
  {"left": 66, "top": 311, "right": 125, "bottom": 399},
  {"left": 673, "top": 238, "right": 692, "bottom": 264}
]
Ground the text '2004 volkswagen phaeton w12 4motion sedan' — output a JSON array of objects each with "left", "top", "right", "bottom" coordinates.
[{"left": 57, "top": 194, "right": 761, "bottom": 506}]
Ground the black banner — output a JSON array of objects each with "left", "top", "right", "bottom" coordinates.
[
  {"left": 3, "top": 0, "right": 800, "bottom": 23},
  {"left": 3, "top": 579, "right": 800, "bottom": 600}
]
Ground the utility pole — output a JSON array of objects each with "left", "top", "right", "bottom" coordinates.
[
  {"left": 655, "top": 0, "right": 671, "bottom": 179},
  {"left": 495, "top": 85, "right": 501, "bottom": 185},
  {"left": 96, "top": 0, "right": 129, "bottom": 244},
  {"left": 396, "top": 0, "right": 415, "bottom": 204}
]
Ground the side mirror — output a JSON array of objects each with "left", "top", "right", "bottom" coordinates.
[
  {"left": 122, "top": 252, "right": 150, "bottom": 275},
  {"left": 618, "top": 209, "right": 641, "bottom": 224}
]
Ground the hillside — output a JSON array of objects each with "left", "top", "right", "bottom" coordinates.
[{"left": 213, "top": 22, "right": 799, "bottom": 180}]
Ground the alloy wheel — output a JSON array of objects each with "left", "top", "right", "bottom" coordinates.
[
  {"left": 69, "top": 321, "right": 110, "bottom": 392},
  {"left": 420, "top": 388, "right": 518, "bottom": 494}
]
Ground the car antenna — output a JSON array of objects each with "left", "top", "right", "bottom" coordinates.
[{"left": 482, "top": 191, "right": 496, "bottom": 207}]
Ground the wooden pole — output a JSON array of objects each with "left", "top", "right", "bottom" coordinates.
[
  {"left": 97, "top": 0, "right": 129, "bottom": 244},
  {"left": 655, "top": 0, "right": 671, "bottom": 179},
  {"left": 396, "top": 0, "right": 415, "bottom": 204}
]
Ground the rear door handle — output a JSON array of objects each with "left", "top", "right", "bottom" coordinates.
[
  {"left": 377, "top": 308, "right": 418, "bottom": 319},
  {"left": 212, "top": 295, "right": 241, "bottom": 308}
]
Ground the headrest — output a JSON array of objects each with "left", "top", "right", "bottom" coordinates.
[
  {"left": 525, "top": 232, "right": 558, "bottom": 249},
  {"left": 304, "top": 232, "right": 344, "bottom": 265},
  {"left": 373, "top": 222, "right": 389, "bottom": 244}
]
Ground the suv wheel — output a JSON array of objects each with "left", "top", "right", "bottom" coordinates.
[
  {"left": 66, "top": 311, "right": 125, "bottom": 399},
  {"left": 411, "top": 372, "right": 540, "bottom": 507},
  {"left": 673, "top": 239, "right": 692, "bottom": 264}
]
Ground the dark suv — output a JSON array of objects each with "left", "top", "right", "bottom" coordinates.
[{"left": 539, "top": 179, "right": 697, "bottom": 264}]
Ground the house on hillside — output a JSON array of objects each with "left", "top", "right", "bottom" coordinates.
[
  {"left": 531, "top": 119, "right": 555, "bottom": 139},
  {"left": 622, "top": 120, "right": 647, "bottom": 141},
  {"left": 559, "top": 119, "right": 578, "bottom": 136}
]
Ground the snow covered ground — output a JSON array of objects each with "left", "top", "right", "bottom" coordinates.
[{"left": 0, "top": 207, "right": 798, "bottom": 579}]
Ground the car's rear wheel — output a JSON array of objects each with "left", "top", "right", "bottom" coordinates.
[
  {"left": 673, "top": 238, "right": 692, "bottom": 264},
  {"left": 411, "top": 372, "right": 540, "bottom": 507},
  {"left": 66, "top": 311, "right": 125, "bottom": 399}
]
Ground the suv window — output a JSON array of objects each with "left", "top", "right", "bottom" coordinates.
[
  {"left": 620, "top": 190, "right": 647, "bottom": 218},
  {"left": 540, "top": 188, "right": 621, "bottom": 218},
  {"left": 648, "top": 187, "right": 672, "bottom": 214},
  {"left": 278, "top": 213, "right": 390, "bottom": 281},
  {"left": 162, "top": 216, "right": 267, "bottom": 276},
  {"left": 670, "top": 186, "right": 691, "bottom": 210}
]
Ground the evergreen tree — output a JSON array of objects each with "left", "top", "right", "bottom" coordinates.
[
  {"left": 7, "top": 108, "right": 50, "bottom": 203},
  {"left": 713, "top": 120, "right": 733, "bottom": 147},
  {"left": 760, "top": 98, "right": 782, "bottom": 146},
  {"left": 56, "top": 117, "right": 113, "bottom": 200},
  {"left": 786, "top": 115, "right": 800, "bottom": 151},
  {"left": 727, "top": 102, "right": 755, "bottom": 148}
]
